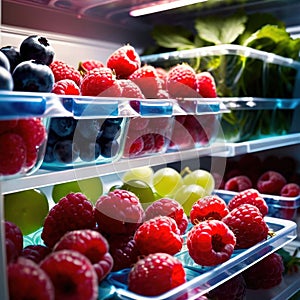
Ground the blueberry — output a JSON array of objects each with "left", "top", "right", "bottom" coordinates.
[
  {"left": 99, "top": 138, "right": 119, "bottom": 158},
  {"left": 0, "top": 66, "right": 13, "bottom": 91},
  {"left": 20, "top": 35, "right": 55, "bottom": 66},
  {"left": 0, "top": 46, "right": 21, "bottom": 72},
  {"left": 76, "top": 119, "right": 102, "bottom": 140},
  {"left": 101, "top": 120, "right": 121, "bottom": 140},
  {"left": 50, "top": 117, "right": 77, "bottom": 137},
  {"left": 0, "top": 51, "right": 11, "bottom": 71},
  {"left": 12, "top": 60, "right": 54, "bottom": 92},
  {"left": 79, "top": 142, "right": 101, "bottom": 162},
  {"left": 53, "top": 140, "right": 79, "bottom": 163},
  {"left": 44, "top": 144, "right": 55, "bottom": 163}
]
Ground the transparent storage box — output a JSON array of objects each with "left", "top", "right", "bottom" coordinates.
[{"left": 141, "top": 44, "right": 300, "bottom": 99}]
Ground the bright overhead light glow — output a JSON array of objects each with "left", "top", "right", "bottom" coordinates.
[{"left": 130, "top": 0, "right": 207, "bottom": 17}]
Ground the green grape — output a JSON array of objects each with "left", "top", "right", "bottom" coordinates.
[
  {"left": 52, "top": 177, "right": 103, "bottom": 204},
  {"left": 122, "top": 166, "right": 154, "bottom": 185},
  {"left": 153, "top": 167, "right": 183, "bottom": 197},
  {"left": 182, "top": 169, "right": 215, "bottom": 196},
  {"left": 174, "top": 184, "right": 206, "bottom": 216},
  {"left": 4, "top": 189, "right": 49, "bottom": 235}
]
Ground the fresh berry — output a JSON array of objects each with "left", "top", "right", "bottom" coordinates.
[
  {"left": 224, "top": 175, "right": 253, "bottom": 192},
  {"left": 256, "top": 170, "right": 287, "bottom": 195},
  {"left": 0, "top": 49, "right": 12, "bottom": 71},
  {"left": 106, "top": 45, "right": 141, "bottom": 79},
  {"left": 21, "top": 245, "right": 51, "bottom": 264},
  {"left": 8, "top": 257, "right": 55, "bottom": 300},
  {"left": 207, "top": 274, "right": 246, "bottom": 300},
  {"left": 189, "top": 195, "right": 229, "bottom": 224},
  {"left": 50, "top": 60, "right": 81, "bottom": 86},
  {"left": 125, "top": 136, "right": 144, "bottom": 157},
  {"left": 13, "top": 60, "right": 55, "bottom": 92},
  {"left": 5, "top": 221, "right": 23, "bottom": 263},
  {"left": 228, "top": 188, "right": 269, "bottom": 217},
  {"left": 128, "top": 252, "right": 186, "bottom": 297},
  {"left": 242, "top": 252, "right": 284, "bottom": 289},
  {"left": 0, "top": 132, "right": 26, "bottom": 175},
  {"left": 93, "top": 252, "right": 114, "bottom": 282},
  {"left": 40, "top": 250, "right": 98, "bottom": 300},
  {"left": 94, "top": 189, "right": 144, "bottom": 235},
  {"left": 129, "top": 64, "right": 162, "bottom": 98},
  {"left": 196, "top": 71, "right": 217, "bottom": 98},
  {"left": 53, "top": 139, "right": 79, "bottom": 163},
  {"left": 49, "top": 117, "right": 77, "bottom": 137},
  {"left": 118, "top": 79, "right": 145, "bottom": 98},
  {"left": 0, "top": 45, "right": 21, "bottom": 72},
  {"left": 222, "top": 203, "right": 269, "bottom": 249},
  {"left": 80, "top": 67, "right": 122, "bottom": 97},
  {"left": 52, "top": 79, "right": 80, "bottom": 95},
  {"left": 280, "top": 183, "right": 300, "bottom": 197},
  {"left": 155, "top": 67, "right": 168, "bottom": 89},
  {"left": 53, "top": 229, "right": 112, "bottom": 283},
  {"left": 166, "top": 63, "right": 198, "bottom": 98},
  {"left": 134, "top": 215, "right": 183, "bottom": 256},
  {"left": 41, "top": 192, "right": 96, "bottom": 248},
  {"left": 78, "top": 59, "right": 104, "bottom": 76},
  {"left": 20, "top": 35, "right": 54, "bottom": 65},
  {"left": 108, "top": 234, "right": 140, "bottom": 271},
  {"left": 0, "top": 65, "right": 13, "bottom": 91},
  {"left": 144, "top": 198, "right": 188, "bottom": 234},
  {"left": 187, "top": 219, "right": 236, "bottom": 266}
]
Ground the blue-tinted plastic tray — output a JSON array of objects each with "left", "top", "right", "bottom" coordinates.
[{"left": 105, "top": 217, "right": 297, "bottom": 300}]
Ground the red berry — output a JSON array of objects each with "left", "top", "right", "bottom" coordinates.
[
  {"left": 280, "top": 183, "right": 300, "bottom": 197},
  {"left": 21, "top": 245, "right": 51, "bottom": 264},
  {"left": 8, "top": 257, "right": 55, "bottom": 300},
  {"left": 155, "top": 67, "right": 167, "bottom": 89},
  {"left": 196, "top": 71, "right": 217, "bottom": 98},
  {"left": 78, "top": 59, "right": 104, "bottom": 76},
  {"left": 187, "top": 219, "right": 236, "bottom": 266},
  {"left": 134, "top": 216, "right": 183, "bottom": 256},
  {"left": 0, "top": 132, "right": 26, "bottom": 175},
  {"left": 52, "top": 79, "right": 80, "bottom": 95},
  {"left": 40, "top": 249, "right": 98, "bottom": 300},
  {"left": 222, "top": 203, "right": 269, "bottom": 249},
  {"left": 80, "top": 67, "right": 122, "bottom": 97},
  {"left": 50, "top": 60, "right": 81, "bottom": 86},
  {"left": 256, "top": 170, "right": 287, "bottom": 195},
  {"left": 125, "top": 136, "right": 144, "bottom": 157},
  {"left": 94, "top": 189, "right": 144, "bottom": 235},
  {"left": 189, "top": 195, "right": 229, "bottom": 225},
  {"left": 224, "top": 175, "right": 253, "bottom": 192},
  {"left": 0, "top": 120, "right": 18, "bottom": 135},
  {"left": 144, "top": 198, "right": 188, "bottom": 234},
  {"left": 93, "top": 252, "right": 114, "bottom": 282},
  {"left": 118, "top": 79, "right": 145, "bottom": 98},
  {"left": 41, "top": 192, "right": 96, "bottom": 248},
  {"left": 128, "top": 252, "right": 186, "bottom": 297},
  {"left": 129, "top": 65, "right": 162, "bottom": 98},
  {"left": 106, "top": 45, "right": 141, "bottom": 79},
  {"left": 228, "top": 188, "right": 269, "bottom": 217},
  {"left": 242, "top": 252, "right": 284, "bottom": 289},
  {"left": 5, "top": 221, "right": 23, "bottom": 263},
  {"left": 166, "top": 63, "right": 198, "bottom": 98}
]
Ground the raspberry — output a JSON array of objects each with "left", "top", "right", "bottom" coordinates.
[
  {"left": 5, "top": 221, "right": 23, "bottom": 259},
  {"left": 134, "top": 216, "right": 183, "bottom": 256},
  {"left": 189, "top": 195, "right": 229, "bottom": 225},
  {"left": 8, "top": 257, "right": 55, "bottom": 300},
  {"left": 118, "top": 79, "right": 145, "bottom": 98},
  {"left": 125, "top": 136, "right": 144, "bottom": 157},
  {"left": 94, "top": 189, "right": 144, "bottom": 235},
  {"left": 80, "top": 67, "right": 122, "bottom": 97},
  {"left": 280, "top": 183, "right": 300, "bottom": 197},
  {"left": 0, "top": 132, "right": 26, "bottom": 175},
  {"left": 227, "top": 188, "right": 269, "bottom": 216},
  {"left": 155, "top": 67, "right": 167, "bottom": 89},
  {"left": 78, "top": 59, "right": 104, "bottom": 76},
  {"left": 41, "top": 192, "right": 96, "bottom": 248},
  {"left": 108, "top": 234, "right": 140, "bottom": 271},
  {"left": 242, "top": 252, "right": 284, "bottom": 289},
  {"left": 224, "top": 175, "right": 253, "bottom": 192},
  {"left": 53, "top": 229, "right": 111, "bottom": 283},
  {"left": 21, "top": 245, "right": 51, "bottom": 264},
  {"left": 196, "top": 71, "right": 217, "bottom": 98},
  {"left": 0, "top": 120, "right": 18, "bottom": 135},
  {"left": 50, "top": 60, "right": 81, "bottom": 86},
  {"left": 128, "top": 252, "right": 186, "bottom": 297},
  {"left": 141, "top": 133, "right": 155, "bottom": 153},
  {"left": 40, "top": 249, "right": 98, "bottom": 300},
  {"left": 106, "top": 45, "right": 141, "bottom": 79},
  {"left": 166, "top": 63, "right": 198, "bottom": 98},
  {"left": 51, "top": 79, "right": 80, "bottom": 95},
  {"left": 222, "top": 203, "right": 269, "bottom": 249},
  {"left": 256, "top": 170, "right": 287, "bottom": 195},
  {"left": 144, "top": 198, "right": 188, "bottom": 234},
  {"left": 187, "top": 219, "right": 236, "bottom": 266},
  {"left": 129, "top": 65, "right": 162, "bottom": 98},
  {"left": 93, "top": 252, "right": 114, "bottom": 282}
]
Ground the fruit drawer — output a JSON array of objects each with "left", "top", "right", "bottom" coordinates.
[{"left": 103, "top": 217, "right": 297, "bottom": 300}]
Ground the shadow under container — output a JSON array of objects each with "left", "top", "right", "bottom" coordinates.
[
  {"left": 41, "top": 96, "right": 129, "bottom": 170},
  {"left": 0, "top": 91, "right": 53, "bottom": 179}
]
